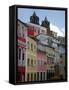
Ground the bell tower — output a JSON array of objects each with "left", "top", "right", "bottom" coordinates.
[
  {"left": 30, "top": 11, "right": 39, "bottom": 25},
  {"left": 41, "top": 17, "right": 50, "bottom": 31}
]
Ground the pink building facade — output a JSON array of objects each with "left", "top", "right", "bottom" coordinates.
[{"left": 36, "top": 41, "right": 47, "bottom": 81}]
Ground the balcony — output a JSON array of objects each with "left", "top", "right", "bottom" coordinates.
[{"left": 18, "top": 37, "right": 26, "bottom": 43}]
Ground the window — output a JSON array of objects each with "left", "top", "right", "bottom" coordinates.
[
  {"left": 31, "top": 43, "right": 33, "bottom": 51},
  {"left": 31, "top": 59, "right": 33, "bottom": 67},
  {"left": 42, "top": 61, "right": 45, "bottom": 65},
  {"left": 31, "top": 73, "right": 33, "bottom": 81},
  {"left": 34, "top": 45, "right": 36, "bottom": 52},
  {"left": 18, "top": 24, "right": 20, "bottom": 31},
  {"left": 60, "top": 54, "right": 62, "bottom": 58},
  {"left": 44, "top": 61, "right": 47, "bottom": 65},
  {"left": 34, "top": 73, "right": 36, "bottom": 81},
  {"left": 18, "top": 48, "right": 21, "bottom": 60},
  {"left": 38, "top": 60, "right": 39, "bottom": 65},
  {"left": 23, "top": 33, "right": 24, "bottom": 38},
  {"left": 22, "top": 26, "right": 24, "bottom": 38},
  {"left": 27, "top": 73, "right": 29, "bottom": 81},
  {"left": 27, "top": 58, "right": 30, "bottom": 66},
  {"left": 40, "top": 72, "right": 42, "bottom": 80},
  {"left": 47, "top": 70, "right": 51, "bottom": 80},
  {"left": 51, "top": 58, "right": 54, "bottom": 64},
  {"left": 43, "top": 72, "right": 45, "bottom": 80},
  {"left": 42, "top": 30, "right": 45, "bottom": 33},
  {"left": 50, "top": 66, "right": 53, "bottom": 68},
  {"left": 38, "top": 29, "right": 40, "bottom": 34},
  {"left": 34, "top": 45, "right": 36, "bottom": 49},
  {"left": 22, "top": 53, "right": 24, "bottom": 61},
  {"left": 37, "top": 72, "right": 39, "bottom": 81},
  {"left": 48, "top": 38, "right": 52, "bottom": 46},
  {"left": 47, "top": 56, "right": 53, "bottom": 64},
  {"left": 22, "top": 26, "right": 24, "bottom": 30},
  {"left": 34, "top": 60, "right": 36, "bottom": 66}
]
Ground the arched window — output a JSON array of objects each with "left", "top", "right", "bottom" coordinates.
[
  {"left": 31, "top": 43, "right": 33, "bottom": 51},
  {"left": 18, "top": 48, "right": 21, "bottom": 60}
]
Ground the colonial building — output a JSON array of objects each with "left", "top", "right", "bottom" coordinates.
[
  {"left": 25, "top": 36, "right": 37, "bottom": 82},
  {"left": 17, "top": 20, "right": 28, "bottom": 82},
  {"left": 27, "top": 23, "right": 47, "bottom": 36},
  {"left": 36, "top": 34, "right": 56, "bottom": 80},
  {"left": 37, "top": 41, "right": 47, "bottom": 81},
  {"left": 16, "top": 12, "right": 65, "bottom": 82}
]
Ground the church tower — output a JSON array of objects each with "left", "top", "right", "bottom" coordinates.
[
  {"left": 30, "top": 11, "right": 39, "bottom": 25},
  {"left": 41, "top": 17, "right": 50, "bottom": 31}
]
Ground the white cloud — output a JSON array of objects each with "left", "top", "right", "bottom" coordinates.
[{"left": 50, "top": 23, "right": 65, "bottom": 37}]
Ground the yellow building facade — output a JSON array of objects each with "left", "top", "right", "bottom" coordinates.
[{"left": 25, "top": 36, "right": 37, "bottom": 81}]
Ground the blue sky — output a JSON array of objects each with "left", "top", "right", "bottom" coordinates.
[{"left": 18, "top": 8, "right": 65, "bottom": 36}]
